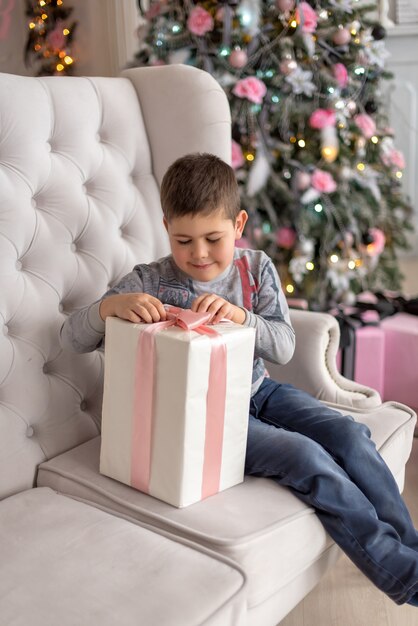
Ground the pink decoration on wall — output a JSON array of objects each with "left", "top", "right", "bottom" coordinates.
[{"left": 0, "top": 0, "right": 15, "bottom": 40}]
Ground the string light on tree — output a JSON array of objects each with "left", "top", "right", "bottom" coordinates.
[{"left": 24, "top": 0, "right": 77, "bottom": 76}]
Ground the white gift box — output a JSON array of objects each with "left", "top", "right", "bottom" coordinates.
[{"left": 100, "top": 315, "right": 256, "bottom": 507}]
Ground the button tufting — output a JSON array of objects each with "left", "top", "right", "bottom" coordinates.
[
  {"left": 31, "top": 199, "right": 37, "bottom": 208},
  {"left": 15, "top": 260, "right": 22, "bottom": 271},
  {"left": 45, "top": 142, "right": 51, "bottom": 152},
  {"left": 81, "top": 185, "right": 87, "bottom": 193},
  {"left": 3, "top": 325, "right": 8, "bottom": 336},
  {"left": 26, "top": 426, "right": 34, "bottom": 438},
  {"left": 95, "top": 133, "right": 101, "bottom": 142},
  {"left": 70, "top": 243, "right": 77, "bottom": 252},
  {"left": 80, "top": 400, "right": 87, "bottom": 411},
  {"left": 58, "top": 303, "right": 64, "bottom": 313},
  {"left": 118, "top": 228, "right": 123, "bottom": 236},
  {"left": 42, "top": 363, "right": 49, "bottom": 374}
]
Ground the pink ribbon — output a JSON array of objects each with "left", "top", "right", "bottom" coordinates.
[{"left": 131, "top": 306, "right": 227, "bottom": 500}]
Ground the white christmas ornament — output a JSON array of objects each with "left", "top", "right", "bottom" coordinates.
[
  {"left": 247, "top": 148, "right": 271, "bottom": 197},
  {"left": 237, "top": 0, "right": 261, "bottom": 36}
]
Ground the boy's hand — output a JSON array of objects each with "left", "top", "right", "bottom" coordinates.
[
  {"left": 99, "top": 293, "right": 167, "bottom": 324},
  {"left": 191, "top": 294, "right": 246, "bottom": 325}
]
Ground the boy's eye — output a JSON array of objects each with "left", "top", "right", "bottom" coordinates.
[
  {"left": 207, "top": 238, "right": 221, "bottom": 244},
  {"left": 177, "top": 240, "right": 191, "bottom": 245}
]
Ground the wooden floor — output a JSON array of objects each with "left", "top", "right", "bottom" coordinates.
[{"left": 280, "top": 434, "right": 418, "bottom": 626}]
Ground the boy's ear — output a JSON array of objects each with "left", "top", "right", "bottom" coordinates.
[
  {"left": 234, "top": 210, "right": 248, "bottom": 240},
  {"left": 163, "top": 217, "right": 168, "bottom": 232}
]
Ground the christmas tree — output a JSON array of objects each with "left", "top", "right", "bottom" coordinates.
[
  {"left": 132, "top": 0, "right": 413, "bottom": 310},
  {"left": 24, "top": 0, "right": 77, "bottom": 76}
]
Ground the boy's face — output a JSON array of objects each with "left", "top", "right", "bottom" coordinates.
[{"left": 164, "top": 208, "right": 248, "bottom": 282}]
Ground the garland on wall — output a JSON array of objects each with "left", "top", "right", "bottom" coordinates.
[{"left": 24, "top": 0, "right": 77, "bottom": 75}]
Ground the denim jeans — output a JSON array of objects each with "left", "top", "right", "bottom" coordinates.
[{"left": 246, "top": 378, "right": 418, "bottom": 605}]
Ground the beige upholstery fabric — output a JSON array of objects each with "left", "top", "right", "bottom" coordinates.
[
  {"left": 37, "top": 400, "right": 415, "bottom": 623},
  {"left": 0, "top": 488, "right": 246, "bottom": 626}
]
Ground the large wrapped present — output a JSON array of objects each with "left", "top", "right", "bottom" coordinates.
[
  {"left": 100, "top": 308, "right": 256, "bottom": 507},
  {"left": 381, "top": 313, "right": 418, "bottom": 409},
  {"left": 335, "top": 310, "right": 385, "bottom": 396}
]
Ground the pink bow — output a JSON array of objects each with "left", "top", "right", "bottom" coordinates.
[{"left": 131, "top": 306, "right": 227, "bottom": 500}]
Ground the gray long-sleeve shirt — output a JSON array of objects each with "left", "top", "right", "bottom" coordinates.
[{"left": 61, "top": 248, "right": 295, "bottom": 395}]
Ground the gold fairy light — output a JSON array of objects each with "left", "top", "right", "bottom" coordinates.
[{"left": 286, "top": 284, "right": 295, "bottom": 294}]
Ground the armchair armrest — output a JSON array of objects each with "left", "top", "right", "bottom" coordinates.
[{"left": 266, "top": 309, "right": 382, "bottom": 409}]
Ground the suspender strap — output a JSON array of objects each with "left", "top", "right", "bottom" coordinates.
[{"left": 234, "top": 255, "right": 258, "bottom": 312}]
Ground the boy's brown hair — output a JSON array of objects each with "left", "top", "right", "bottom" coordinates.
[{"left": 160, "top": 153, "right": 240, "bottom": 222}]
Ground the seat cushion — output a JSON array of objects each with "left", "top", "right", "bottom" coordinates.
[
  {"left": 0, "top": 487, "right": 245, "bottom": 626},
  {"left": 37, "top": 402, "right": 416, "bottom": 612}
]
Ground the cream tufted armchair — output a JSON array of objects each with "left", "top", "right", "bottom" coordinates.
[{"left": 0, "top": 65, "right": 416, "bottom": 625}]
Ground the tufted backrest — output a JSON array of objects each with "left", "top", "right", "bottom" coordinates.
[{"left": 0, "top": 65, "right": 231, "bottom": 499}]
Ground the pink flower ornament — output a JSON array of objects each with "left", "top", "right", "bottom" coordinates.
[
  {"left": 187, "top": 6, "right": 214, "bottom": 36},
  {"left": 333, "top": 63, "right": 348, "bottom": 88},
  {"left": 231, "top": 140, "right": 245, "bottom": 170},
  {"left": 311, "top": 169, "right": 337, "bottom": 194},
  {"left": 232, "top": 77, "right": 267, "bottom": 104},
  {"left": 295, "top": 2, "right": 318, "bottom": 33},
  {"left": 384, "top": 148, "right": 406, "bottom": 169},
  {"left": 309, "top": 108, "right": 336, "bottom": 129},
  {"left": 354, "top": 114, "right": 376, "bottom": 139}
]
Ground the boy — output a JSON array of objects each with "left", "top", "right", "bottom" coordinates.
[{"left": 61, "top": 153, "right": 418, "bottom": 606}]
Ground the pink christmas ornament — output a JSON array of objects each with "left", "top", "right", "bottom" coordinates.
[
  {"left": 332, "top": 27, "right": 351, "bottom": 46},
  {"left": 232, "top": 76, "right": 267, "bottom": 104},
  {"left": 279, "top": 58, "right": 298, "bottom": 75},
  {"left": 333, "top": 63, "right": 348, "bottom": 88},
  {"left": 309, "top": 108, "right": 336, "bottom": 129},
  {"left": 354, "top": 113, "right": 377, "bottom": 139},
  {"left": 275, "top": 227, "right": 297, "bottom": 249},
  {"left": 276, "top": 0, "right": 295, "bottom": 12},
  {"left": 311, "top": 169, "right": 337, "bottom": 194},
  {"left": 187, "top": 6, "right": 214, "bottom": 36},
  {"left": 231, "top": 140, "right": 245, "bottom": 170},
  {"left": 295, "top": 171, "right": 311, "bottom": 191},
  {"left": 366, "top": 228, "right": 386, "bottom": 257},
  {"left": 229, "top": 48, "right": 248, "bottom": 69},
  {"left": 295, "top": 2, "right": 318, "bottom": 34}
]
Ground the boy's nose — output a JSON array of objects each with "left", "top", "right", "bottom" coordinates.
[{"left": 191, "top": 241, "right": 208, "bottom": 259}]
